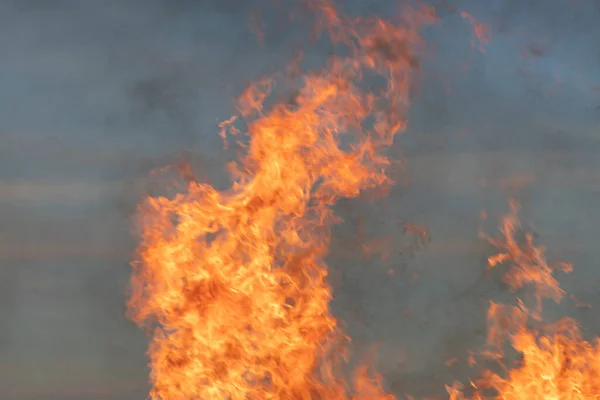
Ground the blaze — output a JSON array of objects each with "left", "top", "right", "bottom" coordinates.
[
  {"left": 474, "top": 315, "right": 600, "bottom": 399},
  {"left": 127, "top": 2, "right": 433, "bottom": 399},
  {"left": 127, "top": 1, "right": 600, "bottom": 399},
  {"left": 450, "top": 201, "right": 600, "bottom": 400}
]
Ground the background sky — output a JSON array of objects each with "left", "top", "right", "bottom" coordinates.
[{"left": 1, "top": 0, "right": 600, "bottom": 399}]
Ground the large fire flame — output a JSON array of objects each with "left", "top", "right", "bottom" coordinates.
[
  {"left": 128, "top": 2, "right": 433, "bottom": 399},
  {"left": 128, "top": 1, "right": 600, "bottom": 399}
]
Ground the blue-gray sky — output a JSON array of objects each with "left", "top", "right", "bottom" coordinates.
[{"left": 1, "top": 0, "right": 600, "bottom": 399}]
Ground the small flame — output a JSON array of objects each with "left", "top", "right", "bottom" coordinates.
[
  {"left": 452, "top": 200, "right": 600, "bottom": 400},
  {"left": 482, "top": 199, "right": 571, "bottom": 315}
]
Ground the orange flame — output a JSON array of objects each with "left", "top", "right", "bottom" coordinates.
[
  {"left": 472, "top": 316, "right": 600, "bottom": 399},
  {"left": 451, "top": 200, "right": 600, "bottom": 400},
  {"left": 127, "top": 2, "right": 434, "bottom": 399},
  {"left": 482, "top": 199, "right": 572, "bottom": 316}
]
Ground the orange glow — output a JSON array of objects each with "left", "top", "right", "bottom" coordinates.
[{"left": 127, "top": 2, "right": 434, "bottom": 399}]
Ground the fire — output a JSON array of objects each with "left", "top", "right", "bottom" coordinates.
[
  {"left": 127, "top": 1, "right": 600, "bottom": 399},
  {"left": 127, "top": 2, "right": 433, "bottom": 399},
  {"left": 482, "top": 199, "right": 572, "bottom": 317},
  {"left": 449, "top": 201, "right": 600, "bottom": 400},
  {"left": 474, "top": 315, "right": 600, "bottom": 399}
]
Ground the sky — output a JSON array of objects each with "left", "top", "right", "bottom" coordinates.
[{"left": 1, "top": 0, "right": 600, "bottom": 399}]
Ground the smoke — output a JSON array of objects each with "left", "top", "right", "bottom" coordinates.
[{"left": 1, "top": 0, "right": 599, "bottom": 399}]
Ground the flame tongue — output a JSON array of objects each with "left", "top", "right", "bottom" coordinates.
[{"left": 128, "top": 3, "right": 433, "bottom": 399}]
